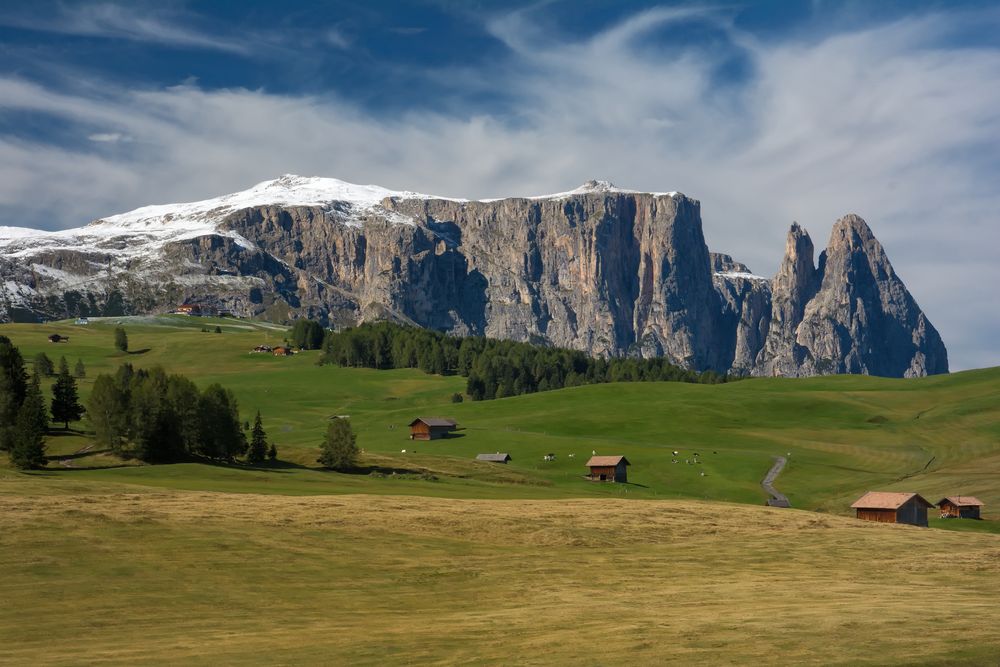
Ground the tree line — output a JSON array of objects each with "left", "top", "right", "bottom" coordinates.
[{"left": 317, "top": 321, "right": 729, "bottom": 400}]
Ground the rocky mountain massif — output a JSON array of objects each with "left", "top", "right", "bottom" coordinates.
[{"left": 0, "top": 176, "right": 948, "bottom": 377}]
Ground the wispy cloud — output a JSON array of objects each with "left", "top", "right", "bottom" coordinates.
[
  {"left": 0, "top": 3, "right": 252, "bottom": 54},
  {"left": 0, "top": 6, "right": 998, "bottom": 369},
  {"left": 87, "top": 132, "right": 131, "bottom": 143}
]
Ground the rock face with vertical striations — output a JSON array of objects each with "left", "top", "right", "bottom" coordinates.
[{"left": 0, "top": 175, "right": 948, "bottom": 377}]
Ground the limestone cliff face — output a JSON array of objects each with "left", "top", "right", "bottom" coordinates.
[{"left": 0, "top": 178, "right": 948, "bottom": 377}]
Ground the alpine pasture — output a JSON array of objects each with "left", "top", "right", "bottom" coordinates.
[{"left": 2, "top": 316, "right": 999, "bottom": 665}]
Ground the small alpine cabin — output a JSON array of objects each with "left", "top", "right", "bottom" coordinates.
[
  {"left": 175, "top": 303, "right": 201, "bottom": 316},
  {"left": 476, "top": 453, "right": 511, "bottom": 464},
  {"left": 851, "top": 491, "right": 933, "bottom": 527},
  {"left": 586, "top": 455, "right": 630, "bottom": 483},
  {"left": 408, "top": 417, "right": 457, "bottom": 440},
  {"left": 47, "top": 334, "right": 67, "bottom": 343},
  {"left": 936, "top": 496, "right": 984, "bottom": 519}
]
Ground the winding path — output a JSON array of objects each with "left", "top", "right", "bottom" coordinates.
[{"left": 762, "top": 456, "right": 790, "bottom": 508}]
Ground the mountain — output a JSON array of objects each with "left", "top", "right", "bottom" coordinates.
[{"left": 0, "top": 175, "right": 948, "bottom": 377}]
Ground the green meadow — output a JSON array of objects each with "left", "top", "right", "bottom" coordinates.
[{"left": 2, "top": 316, "right": 999, "bottom": 665}]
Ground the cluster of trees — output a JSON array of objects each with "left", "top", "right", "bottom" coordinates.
[
  {"left": 1, "top": 337, "right": 49, "bottom": 469},
  {"left": 33, "top": 352, "right": 85, "bottom": 379},
  {"left": 290, "top": 319, "right": 325, "bottom": 350},
  {"left": 88, "top": 363, "right": 276, "bottom": 464},
  {"left": 317, "top": 322, "right": 728, "bottom": 400}
]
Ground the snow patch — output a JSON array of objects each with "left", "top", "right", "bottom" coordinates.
[{"left": 715, "top": 271, "right": 770, "bottom": 282}]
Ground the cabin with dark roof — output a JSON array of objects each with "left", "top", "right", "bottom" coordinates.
[
  {"left": 936, "top": 496, "right": 984, "bottom": 519},
  {"left": 585, "top": 455, "right": 630, "bottom": 483},
  {"left": 409, "top": 417, "right": 458, "bottom": 440},
  {"left": 47, "top": 334, "right": 67, "bottom": 343},
  {"left": 851, "top": 491, "right": 933, "bottom": 527},
  {"left": 476, "top": 453, "right": 511, "bottom": 464}
]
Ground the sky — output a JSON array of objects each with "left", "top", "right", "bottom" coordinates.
[{"left": 0, "top": 0, "right": 997, "bottom": 370}]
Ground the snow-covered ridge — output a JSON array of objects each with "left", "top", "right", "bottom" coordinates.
[
  {"left": 0, "top": 175, "right": 685, "bottom": 259},
  {"left": 714, "top": 270, "right": 770, "bottom": 282}
]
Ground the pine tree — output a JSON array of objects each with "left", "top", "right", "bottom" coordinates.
[
  {"left": 317, "top": 417, "right": 357, "bottom": 470},
  {"left": 114, "top": 326, "right": 128, "bottom": 353},
  {"left": 51, "top": 356, "right": 84, "bottom": 429},
  {"left": 267, "top": 442, "right": 278, "bottom": 462},
  {"left": 246, "top": 410, "right": 268, "bottom": 464},
  {"left": 88, "top": 374, "right": 129, "bottom": 453},
  {"left": 74, "top": 358, "right": 86, "bottom": 378},
  {"left": 33, "top": 352, "right": 54, "bottom": 377},
  {"left": 9, "top": 374, "right": 47, "bottom": 469}
]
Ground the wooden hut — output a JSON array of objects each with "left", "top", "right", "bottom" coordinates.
[
  {"left": 936, "top": 496, "right": 984, "bottom": 519},
  {"left": 47, "top": 334, "right": 67, "bottom": 343},
  {"left": 272, "top": 346, "right": 293, "bottom": 356},
  {"left": 585, "top": 455, "right": 630, "bottom": 483},
  {"left": 175, "top": 303, "right": 201, "bottom": 316},
  {"left": 476, "top": 453, "right": 511, "bottom": 464},
  {"left": 408, "top": 417, "right": 458, "bottom": 440},
  {"left": 850, "top": 491, "right": 933, "bottom": 527}
]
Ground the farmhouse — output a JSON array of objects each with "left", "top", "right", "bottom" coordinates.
[
  {"left": 175, "top": 303, "right": 201, "bottom": 316},
  {"left": 251, "top": 345, "right": 273, "bottom": 354},
  {"left": 476, "top": 453, "right": 511, "bottom": 463},
  {"left": 47, "top": 334, "right": 67, "bottom": 343},
  {"left": 851, "top": 491, "right": 933, "bottom": 527},
  {"left": 272, "top": 347, "right": 293, "bottom": 356},
  {"left": 936, "top": 496, "right": 984, "bottom": 519},
  {"left": 408, "top": 417, "right": 457, "bottom": 440},
  {"left": 586, "top": 455, "right": 630, "bottom": 483}
]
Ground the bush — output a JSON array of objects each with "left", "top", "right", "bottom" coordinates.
[{"left": 450, "top": 392, "right": 464, "bottom": 403}]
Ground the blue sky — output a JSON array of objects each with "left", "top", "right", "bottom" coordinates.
[{"left": 0, "top": 1, "right": 998, "bottom": 370}]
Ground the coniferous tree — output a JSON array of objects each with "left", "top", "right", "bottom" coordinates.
[
  {"left": 33, "top": 352, "right": 54, "bottom": 377},
  {"left": 246, "top": 410, "right": 268, "bottom": 464},
  {"left": 74, "top": 358, "right": 86, "bottom": 378},
  {"left": 9, "top": 374, "right": 47, "bottom": 469},
  {"left": 267, "top": 442, "right": 278, "bottom": 462},
  {"left": 0, "top": 336, "right": 28, "bottom": 451},
  {"left": 317, "top": 417, "right": 357, "bottom": 470},
  {"left": 50, "top": 357, "right": 84, "bottom": 429},
  {"left": 197, "top": 384, "right": 246, "bottom": 461},
  {"left": 114, "top": 326, "right": 128, "bottom": 353},
  {"left": 88, "top": 374, "right": 129, "bottom": 453}
]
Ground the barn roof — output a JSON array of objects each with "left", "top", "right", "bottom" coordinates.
[
  {"left": 850, "top": 491, "right": 933, "bottom": 510},
  {"left": 937, "top": 496, "right": 984, "bottom": 507},
  {"left": 476, "top": 453, "right": 511, "bottom": 462},
  {"left": 409, "top": 417, "right": 457, "bottom": 428},
  {"left": 586, "top": 455, "right": 630, "bottom": 467}
]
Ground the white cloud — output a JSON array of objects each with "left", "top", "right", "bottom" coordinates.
[
  {"left": 0, "top": 3, "right": 252, "bottom": 54},
  {"left": 324, "top": 27, "right": 352, "bottom": 51},
  {"left": 0, "top": 8, "right": 998, "bottom": 369},
  {"left": 87, "top": 132, "right": 131, "bottom": 143}
]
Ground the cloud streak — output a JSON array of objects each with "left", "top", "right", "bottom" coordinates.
[
  {"left": 0, "top": 6, "right": 997, "bottom": 369},
  {"left": 0, "top": 3, "right": 252, "bottom": 54}
]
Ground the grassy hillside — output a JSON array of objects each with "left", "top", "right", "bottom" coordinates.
[
  {"left": 3, "top": 317, "right": 1000, "bottom": 665},
  {"left": 1, "top": 490, "right": 999, "bottom": 666},
  {"left": 2, "top": 317, "right": 997, "bottom": 519}
]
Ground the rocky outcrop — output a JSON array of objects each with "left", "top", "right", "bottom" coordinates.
[{"left": 0, "top": 177, "right": 948, "bottom": 377}]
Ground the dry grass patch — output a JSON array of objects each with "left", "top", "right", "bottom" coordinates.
[{"left": 2, "top": 491, "right": 1000, "bottom": 665}]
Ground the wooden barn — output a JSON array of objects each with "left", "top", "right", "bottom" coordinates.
[
  {"left": 936, "top": 496, "right": 984, "bottom": 519},
  {"left": 585, "top": 455, "right": 630, "bottom": 483},
  {"left": 851, "top": 491, "right": 933, "bottom": 527},
  {"left": 272, "top": 347, "right": 293, "bottom": 356},
  {"left": 47, "top": 334, "right": 67, "bottom": 343},
  {"left": 476, "top": 453, "right": 511, "bottom": 464},
  {"left": 408, "top": 417, "right": 458, "bottom": 441},
  {"left": 175, "top": 303, "right": 201, "bottom": 316}
]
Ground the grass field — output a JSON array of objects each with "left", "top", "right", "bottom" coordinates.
[
  {"left": 2, "top": 316, "right": 1000, "bottom": 664},
  {"left": 1, "top": 489, "right": 999, "bottom": 666},
  {"left": 2, "top": 316, "right": 998, "bottom": 517}
]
